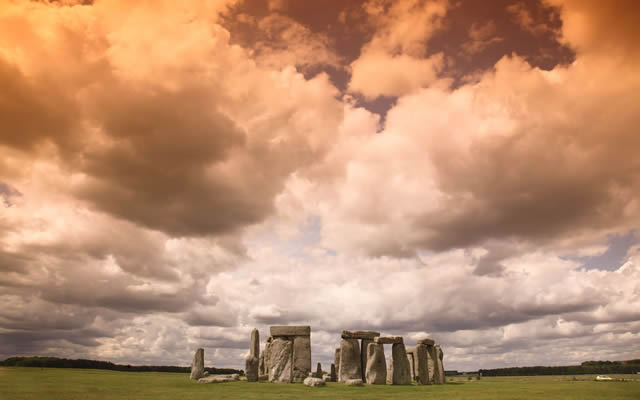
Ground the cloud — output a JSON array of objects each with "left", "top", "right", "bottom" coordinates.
[
  {"left": 461, "top": 21, "right": 504, "bottom": 55},
  {"left": 348, "top": 0, "right": 448, "bottom": 98}
]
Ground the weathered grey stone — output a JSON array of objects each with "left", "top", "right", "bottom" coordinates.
[
  {"left": 315, "top": 362, "right": 323, "bottom": 378},
  {"left": 303, "top": 376, "right": 326, "bottom": 387},
  {"left": 374, "top": 336, "right": 403, "bottom": 344},
  {"left": 322, "top": 374, "right": 332, "bottom": 382},
  {"left": 417, "top": 338, "right": 435, "bottom": 346},
  {"left": 339, "top": 338, "right": 361, "bottom": 381},
  {"left": 415, "top": 344, "right": 430, "bottom": 385},
  {"left": 435, "top": 345, "right": 446, "bottom": 384},
  {"left": 345, "top": 378, "right": 363, "bottom": 386},
  {"left": 292, "top": 336, "right": 312, "bottom": 382},
  {"left": 365, "top": 342, "right": 386, "bottom": 385},
  {"left": 269, "top": 337, "right": 293, "bottom": 383},
  {"left": 360, "top": 339, "right": 372, "bottom": 382},
  {"left": 197, "top": 373, "right": 239, "bottom": 383},
  {"left": 270, "top": 326, "right": 311, "bottom": 337},
  {"left": 330, "top": 363, "right": 337, "bottom": 382},
  {"left": 245, "top": 355, "right": 259, "bottom": 382},
  {"left": 259, "top": 352, "right": 265, "bottom": 376},
  {"left": 427, "top": 345, "right": 436, "bottom": 383},
  {"left": 334, "top": 348, "right": 341, "bottom": 381},
  {"left": 190, "top": 348, "right": 205, "bottom": 380},
  {"left": 264, "top": 341, "right": 272, "bottom": 375},
  {"left": 389, "top": 343, "right": 412, "bottom": 385},
  {"left": 341, "top": 330, "right": 380, "bottom": 340},
  {"left": 406, "top": 348, "right": 415, "bottom": 381},
  {"left": 258, "top": 374, "right": 269, "bottom": 381}
]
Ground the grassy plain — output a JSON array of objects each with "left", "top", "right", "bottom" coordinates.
[{"left": 1, "top": 367, "right": 639, "bottom": 400}]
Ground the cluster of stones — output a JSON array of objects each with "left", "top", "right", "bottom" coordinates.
[
  {"left": 406, "top": 338, "right": 446, "bottom": 384},
  {"left": 190, "top": 326, "right": 445, "bottom": 387},
  {"left": 337, "top": 330, "right": 412, "bottom": 385}
]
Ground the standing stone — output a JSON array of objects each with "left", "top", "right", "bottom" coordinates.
[
  {"left": 315, "top": 362, "right": 323, "bottom": 378},
  {"left": 245, "top": 328, "right": 260, "bottom": 382},
  {"left": 415, "top": 344, "right": 430, "bottom": 384},
  {"left": 330, "top": 363, "right": 337, "bottom": 382},
  {"left": 334, "top": 348, "right": 341, "bottom": 381},
  {"left": 406, "top": 347, "right": 416, "bottom": 381},
  {"left": 259, "top": 352, "right": 265, "bottom": 376},
  {"left": 339, "top": 338, "right": 362, "bottom": 382},
  {"left": 435, "top": 345, "right": 446, "bottom": 384},
  {"left": 264, "top": 337, "right": 273, "bottom": 374},
  {"left": 190, "top": 348, "right": 205, "bottom": 380},
  {"left": 388, "top": 343, "right": 411, "bottom": 385},
  {"left": 269, "top": 338, "right": 293, "bottom": 383},
  {"left": 360, "top": 339, "right": 373, "bottom": 382},
  {"left": 427, "top": 345, "right": 437, "bottom": 383},
  {"left": 292, "top": 336, "right": 311, "bottom": 382},
  {"left": 365, "top": 342, "right": 387, "bottom": 385}
]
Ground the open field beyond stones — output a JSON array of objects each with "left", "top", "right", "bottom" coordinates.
[{"left": 1, "top": 368, "right": 639, "bottom": 400}]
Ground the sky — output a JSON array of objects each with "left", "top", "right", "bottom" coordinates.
[{"left": 1, "top": 0, "right": 639, "bottom": 372}]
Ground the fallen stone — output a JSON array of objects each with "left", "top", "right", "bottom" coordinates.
[
  {"left": 258, "top": 374, "right": 268, "bottom": 381},
  {"left": 365, "top": 342, "right": 387, "bottom": 385},
  {"left": 389, "top": 343, "right": 412, "bottom": 385},
  {"left": 322, "top": 374, "right": 332, "bottom": 382},
  {"left": 417, "top": 338, "right": 435, "bottom": 346},
  {"left": 303, "top": 377, "right": 326, "bottom": 387},
  {"left": 341, "top": 330, "right": 380, "bottom": 340},
  {"left": 345, "top": 379, "right": 363, "bottom": 386},
  {"left": 415, "top": 344, "right": 430, "bottom": 385},
  {"left": 269, "top": 337, "right": 293, "bottom": 383},
  {"left": 292, "top": 335, "right": 312, "bottom": 382},
  {"left": 197, "top": 374, "right": 239, "bottom": 384},
  {"left": 190, "top": 348, "right": 205, "bottom": 380},
  {"left": 374, "top": 336, "right": 403, "bottom": 344},
  {"left": 270, "top": 326, "right": 311, "bottom": 337},
  {"left": 339, "top": 338, "right": 362, "bottom": 382}
]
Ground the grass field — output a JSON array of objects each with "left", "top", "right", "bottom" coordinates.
[{"left": 1, "top": 368, "right": 639, "bottom": 400}]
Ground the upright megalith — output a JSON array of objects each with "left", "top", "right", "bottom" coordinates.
[
  {"left": 334, "top": 348, "right": 341, "bottom": 381},
  {"left": 190, "top": 348, "right": 205, "bottom": 380},
  {"left": 415, "top": 344, "right": 430, "bottom": 384},
  {"left": 435, "top": 345, "right": 446, "bottom": 384},
  {"left": 245, "top": 328, "right": 260, "bottom": 382},
  {"left": 292, "top": 335, "right": 312, "bottom": 382},
  {"left": 259, "top": 352, "right": 265, "bottom": 376},
  {"left": 406, "top": 346, "right": 416, "bottom": 381},
  {"left": 388, "top": 343, "right": 412, "bottom": 385},
  {"left": 315, "top": 362, "right": 323, "bottom": 378},
  {"left": 360, "top": 339, "right": 373, "bottom": 382},
  {"left": 269, "top": 337, "right": 293, "bottom": 383},
  {"left": 330, "top": 363, "right": 337, "bottom": 382},
  {"left": 365, "top": 342, "right": 387, "bottom": 384},
  {"left": 339, "top": 338, "right": 362, "bottom": 381}
]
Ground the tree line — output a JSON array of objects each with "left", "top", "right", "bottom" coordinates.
[
  {"left": 2, "top": 356, "right": 242, "bottom": 375},
  {"left": 479, "top": 359, "right": 640, "bottom": 376}
]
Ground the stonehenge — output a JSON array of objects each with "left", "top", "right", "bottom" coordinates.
[{"left": 189, "top": 326, "right": 446, "bottom": 388}]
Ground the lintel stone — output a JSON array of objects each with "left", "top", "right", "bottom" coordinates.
[
  {"left": 417, "top": 338, "right": 435, "bottom": 346},
  {"left": 341, "top": 330, "right": 380, "bottom": 339},
  {"left": 270, "top": 326, "right": 311, "bottom": 337},
  {"left": 374, "top": 336, "right": 403, "bottom": 344}
]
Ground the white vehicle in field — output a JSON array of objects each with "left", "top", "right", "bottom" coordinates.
[{"left": 595, "top": 375, "right": 613, "bottom": 381}]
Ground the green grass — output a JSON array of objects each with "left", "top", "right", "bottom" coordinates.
[{"left": 1, "top": 367, "right": 639, "bottom": 400}]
